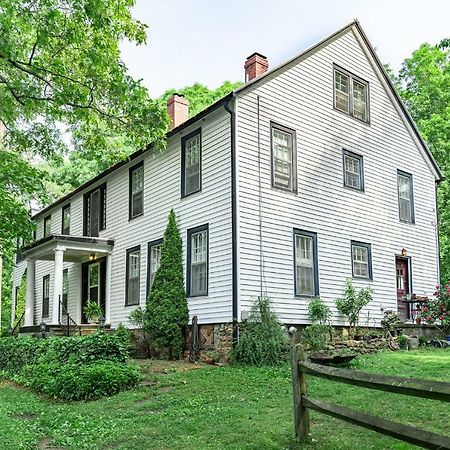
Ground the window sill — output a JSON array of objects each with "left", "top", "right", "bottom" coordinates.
[
  {"left": 294, "top": 294, "right": 319, "bottom": 299},
  {"left": 187, "top": 293, "right": 209, "bottom": 299},
  {"left": 333, "top": 106, "right": 371, "bottom": 126},
  {"left": 124, "top": 303, "right": 140, "bottom": 307},
  {"left": 343, "top": 184, "right": 365, "bottom": 193},
  {"left": 352, "top": 276, "right": 373, "bottom": 282},
  {"left": 399, "top": 219, "right": 415, "bottom": 225},
  {"left": 181, "top": 189, "right": 202, "bottom": 200},
  {"left": 271, "top": 184, "right": 298, "bottom": 196},
  {"left": 129, "top": 212, "right": 144, "bottom": 222}
]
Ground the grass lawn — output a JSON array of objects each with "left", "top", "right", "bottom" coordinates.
[{"left": 0, "top": 349, "right": 448, "bottom": 450}]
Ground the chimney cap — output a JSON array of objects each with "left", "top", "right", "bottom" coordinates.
[{"left": 245, "top": 52, "right": 267, "bottom": 60}]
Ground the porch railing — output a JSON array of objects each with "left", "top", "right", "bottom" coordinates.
[{"left": 58, "top": 295, "right": 80, "bottom": 337}]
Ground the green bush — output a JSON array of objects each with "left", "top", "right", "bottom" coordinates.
[
  {"left": 0, "top": 333, "right": 136, "bottom": 400},
  {"left": 231, "top": 296, "right": 290, "bottom": 366},
  {"left": 301, "top": 324, "right": 329, "bottom": 352},
  {"left": 308, "top": 297, "right": 331, "bottom": 324},
  {"left": 144, "top": 209, "right": 189, "bottom": 357},
  {"left": 22, "top": 361, "right": 141, "bottom": 401}
]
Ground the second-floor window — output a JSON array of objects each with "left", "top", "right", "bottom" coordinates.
[
  {"left": 84, "top": 184, "right": 106, "bottom": 237},
  {"left": 343, "top": 150, "right": 364, "bottom": 191},
  {"left": 129, "top": 162, "right": 144, "bottom": 219},
  {"left": 294, "top": 229, "right": 319, "bottom": 296},
  {"left": 334, "top": 67, "right": 369, "bottom": 122},
  {"left": 398, "top": 170, "right": 414, "bottom": 223},
  {"left": 271, "top": 123, "right": 297, "bottom": 192},
  {"left": 126, "top": 246, "right": 140, "bottom": 306},
  {"left": 181, "top": 129, "right": 202, "bottom": 197},
  {"left": 187, "top": 225, "right": 208, "bottom": 297},
  {"left": 44, "top": 215, "right": 51, "bottom": 237},
  {"left": 62, "top": 204, "right": 70, "bottom": 235}
]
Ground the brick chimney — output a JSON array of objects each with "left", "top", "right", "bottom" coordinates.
[
  {"left": 167, "top": 93, "right": 189, "bottom": 130},
  {"left": 244, "top": 52, "right": 269, "bottom": 82}
]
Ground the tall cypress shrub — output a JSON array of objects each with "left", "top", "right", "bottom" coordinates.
[{"left": 144, "top": 209, "right": 189, "bottom": 357}]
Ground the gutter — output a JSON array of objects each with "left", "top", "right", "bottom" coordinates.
[{"left": 224, "top": 97, "right": 239, "bottom": 345}]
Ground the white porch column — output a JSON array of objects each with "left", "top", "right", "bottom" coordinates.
[
  {"left": 105, "top": 252, "right": 112, "bottom": 324},
  {"left": 51, "top": 247, "right": 65, "bottom": 324},
  {"left": 24, "top": 259, "right": 36, "bottom": 326}
]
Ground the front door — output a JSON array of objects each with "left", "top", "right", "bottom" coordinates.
[
  {"left": 396, "top": 257, "right": 410, "bottom": 321},
  {"left": 81, "top": 258, "right": 106, "bottom": 323}
]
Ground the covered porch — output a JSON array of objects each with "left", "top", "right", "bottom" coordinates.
[{"left": 20, "top": 235, "right": 114, "bottom": 327}]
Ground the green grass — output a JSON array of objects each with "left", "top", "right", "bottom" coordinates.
[{"left": 0, "top": 349, "right": 448, "bottom": 450}]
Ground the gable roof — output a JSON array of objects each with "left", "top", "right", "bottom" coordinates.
[{"left": 33, "top": 20, "right": 443, "bottom": 220}]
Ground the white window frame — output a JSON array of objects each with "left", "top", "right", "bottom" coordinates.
[
  {"left": 271, "top": 123, "right": 297, "bottom": 192},
  {"left": 334, "top": 66, "right": 369, "bottom": 123}
]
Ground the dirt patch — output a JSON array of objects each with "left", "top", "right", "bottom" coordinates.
[
  {"left": 135, "top": 359, "right": 212, "bottom": 375},
  {"left": 140, "top": 380, "right": 157, "bottom": 387},
  {"left": 15, "top": 412, "right": 37, "bottom": 421},
  {"left": 37, "top": 437, "right": 64, "bottom": 449},
  {"left": 159, "top": 386, "right": 171, "bottom": 393}
]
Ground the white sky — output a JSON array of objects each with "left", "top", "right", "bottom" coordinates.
[{"left": 120, "top": 0, "right": 450, "bottom": 97}]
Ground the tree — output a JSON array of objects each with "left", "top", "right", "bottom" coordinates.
[
  {"left": 396, "top": 40, "right": 450, "bottom": 281},
  {"left": 144, "top": 209, "right": 188, "bottom": 357},
  {"left": 0, "top": 0, "right": 168, "bottom": 251}
]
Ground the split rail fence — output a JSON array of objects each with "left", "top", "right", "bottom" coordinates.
[{"left": 291, "top": 347, "right": 450, "bottom": 449}]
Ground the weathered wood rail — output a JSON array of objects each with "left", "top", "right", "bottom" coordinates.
[{"left": 291, "top": 347, "right": 450, "bottom": 449}]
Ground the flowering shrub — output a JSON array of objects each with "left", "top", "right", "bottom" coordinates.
[{"left": 418, "top": 284, "right": 450, "bottom": 334}]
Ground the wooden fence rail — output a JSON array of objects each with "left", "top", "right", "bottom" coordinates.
[{"left": 291, "top": 347, "right": 450, "bottom": 450}]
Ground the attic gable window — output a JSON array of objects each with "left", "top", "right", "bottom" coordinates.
[
  {"left": 181, "top": 129, "right": 202, "bottom": 198},
  {"left": 398, "top": 170, "right": 415, "bottom": 223},
  {"left": 271, "top": 123, "right": 297, "bottom": 192},
  {"left": 334, "top": 66, "right": 369, "bottom": 123}
]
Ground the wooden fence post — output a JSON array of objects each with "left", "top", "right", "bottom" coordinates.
[{"left": 291, "top": 346, "right": 310, "bottom": 440}]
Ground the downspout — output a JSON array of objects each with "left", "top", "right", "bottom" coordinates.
[
  {"left": 435, "top": 179, "right": 443, "bottom": 283},
  {"left": 224, "top": 97, "right": 239, "bottom": 345}
]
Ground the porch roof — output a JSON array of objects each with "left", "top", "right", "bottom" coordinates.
[{"left": 20, "top": 235, "right": 114, "bottom": 263}]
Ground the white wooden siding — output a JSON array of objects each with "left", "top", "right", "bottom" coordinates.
[
  {"left": 15, "top": 108, "right": 233, "bottom": 327},
  {"left": 235, "top": 28, "right": 439, "bottom": 325}
]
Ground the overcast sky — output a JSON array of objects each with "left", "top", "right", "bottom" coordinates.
[{"left": 120, "top": 0, "right": 450, "bottom": 97}]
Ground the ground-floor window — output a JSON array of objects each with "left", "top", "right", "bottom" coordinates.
[
  {"left": 294, "top": 229, "right": 319, "bottom": 296},
  {"left": 147, "top": 239, "right": 163, "bottom": 294},
  {"left": 126, "top": 246, "right": 141, "bottom": 306},
  {"left": 351, "top": 241, "right": 372, "bottom": 279},
  {"left": 187, "top": 224, "right": 208, "bottom": 297},
  {"left": 42, "top": 274, "right": 50, "bottom": 317}
]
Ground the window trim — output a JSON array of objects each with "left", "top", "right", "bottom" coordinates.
[
  {"left": 146, "top": 238, "right": 163, "bottom": 298},
  {"left": 181, "top": 128, "right": 202, "bottom": 198},
  {"left": 293, "top": 228, "right": 319, "bottom": 297},
  {"left": 342, "top": 149, "right": 365, "bottom": 192},
  {"left": 186, "top": 223, "right": 209, "bottom": 298},
  {"left": 333, "top": 64, "right": 370, "bottom": 124},
  {"left": 128, "top": 161, "right": 144, "bottom": 220},
  {"left": 83, "top": 183, "right": 107, "bottom": 236},
  {"left": 125, "top": 245, "right": 141, "bottom": 306},
  {"left": 270, "top": 122, "right": 298, "bottom": 193},
  {"left": 43, "top": 215, "right": 52, "bottom": 237},
  {"left": 42, "top": 274, "right": 50, "bottom": 318},
  {"left": 61, "top": 204, "right": 71, "bottom": 235},
  {"left": 351, "top": 240, "right": 373, "bottom": 280},
  {"left": 397, "top": 170, "right": 415, "bottom": 224}
]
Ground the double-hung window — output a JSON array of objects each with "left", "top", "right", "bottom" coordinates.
[
  {"left": 126, "top": 246, "right": 141, "bottom": 306},
  {"left": 187, "top": 225, "right": 208, "bottom": 297},
  {"left": 42, "top": 275, "right": 50, "bottom": 317},
  {"left": 343, "top": 150, "right": 364, "bottom": 191},
  {"left": 271, "top": 123, "right": 297, "bottom": 192},
  {"left": 83, "top": 184, "right": 106, "bottom": 237},
  {"left": 181, "top": 129, "right": 202, "bottom": 197},
  {"left": 62, "top": 269, "right": 69, "bottom": 311},
  {"left": 351, "top": 241, "right": 372, "bottom": 279},
  {"left": 44, "top": 215, "right": 51, "bottom": 237},
  {"left": 147, "top": 239, "right": 163, "bottom": 293},
  {"left": 129, "top": 162, "right": 144, "bottom": 219},
  {"left": 62, "top": 204, "right": 70, "bottom": 235},
  {"left": 334, "top": 67, "right": 369, "bottom": 122},
  {"left": 397, "top": 170, "right": 414, "bottom": 223},
  {"left": 294, "top": 229, "right": 319, "bottom": 296}
]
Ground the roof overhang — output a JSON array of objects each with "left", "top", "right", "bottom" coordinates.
[{"left": 20, "top": 235, "right": 114, "bottom": 263}]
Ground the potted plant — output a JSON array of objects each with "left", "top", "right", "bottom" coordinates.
[
  {"left": 84, "top": 301, "right": 103, "bottom": 324},
  {"left": 418, "top": 284, "right": 450, "bottom": 341}
]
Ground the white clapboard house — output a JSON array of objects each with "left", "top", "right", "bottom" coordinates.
[{"left": 12, "top": 21, "right": 443, "bottom": 335}]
